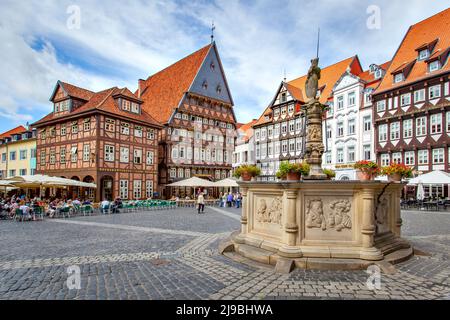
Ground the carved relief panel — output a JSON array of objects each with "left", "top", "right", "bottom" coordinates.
[
  {"left": 251, "top": 194, "right": 284, "bottom": 240},
  {"left": 304, "top": 196, "right": 353, "bottom": 241},
  {"left": 375, "top": 196, "right": 390, "bottom": 235}
]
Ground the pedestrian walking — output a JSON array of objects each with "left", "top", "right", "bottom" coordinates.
[{"left": 197, "top": 192, "right": 205, "bottom": 214}]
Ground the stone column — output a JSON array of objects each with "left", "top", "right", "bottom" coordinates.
[
  {"left": 234, "top": 185, "right": 248, "bottom": 244},
  {"left": 394, "top": 187, "right": 403, "bottom": 237},
  {"left": 360, "top": 187, "right": 382, "bottom": 260},
  {"left": 278, "top": 188, "right": 302, "bottom": 258}
]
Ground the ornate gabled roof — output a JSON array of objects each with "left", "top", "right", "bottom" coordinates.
[
  {"left": 138, "top": 44, "right": 213, "bottom": 124},
  {"left": 0, "top": 125, "right": 28, "bottom": 139},
  {"left": 50, "top": 81, "right": 95, "bottom": 102},
  {"left": 33, "top": 84, "right": 160, "bottom": 128},
  {"left": 375, "top": 8, "right": 450, "bottom": 94}
]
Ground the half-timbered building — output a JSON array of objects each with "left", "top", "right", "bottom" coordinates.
[
  {"left": 373, "top": 8, "right": 450, "bottom": 183},
  {"left": 32, "top": 81, "right": 161, "bottom": 201},
  {"left": 138, "top": 42, "right": 237, "bottom": 198}
]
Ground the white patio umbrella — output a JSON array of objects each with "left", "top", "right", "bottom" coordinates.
[
  {"left": 167, "top": 176, "right": 216, "bottom": 187},
  {"left": 416, "top": 182, "right": 425, "bottom": 201},
  {"left": 214, "top": 178, "right": 239, "bottom": 188}
]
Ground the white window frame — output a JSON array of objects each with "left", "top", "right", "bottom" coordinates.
[
  {"left": 119, "top": 180, "right": 129, "bottom": 199},
  {"left": 120, "top": 147, "right": 129, "bottom": 163},
  {"left": 105, "top": 145, "right": 115, "bottom": 162}
]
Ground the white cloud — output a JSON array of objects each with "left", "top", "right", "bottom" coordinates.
[{"left": 0, "top": 0, "right": 448, "bottom": 129}]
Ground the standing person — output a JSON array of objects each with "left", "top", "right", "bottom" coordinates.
[
  {"left": 236, "top": 193, "right": 242, "bottom": 209},
  {"left": 197, "top": 192, "right": 205, "bottom": 214},
  {"left": 227, "top": 192, "right": 233, "bottom": 208}
]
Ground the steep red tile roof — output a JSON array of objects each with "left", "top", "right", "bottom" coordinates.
[
  {"left": 57, "top": 81, "right": 95, "bottom": 101},
  {"left": 358, "top": 61, "right": 391, "bottom": 83},
  {"left": 33, "top": 85, "right": 160, "bottom": 127},
  {"left": 139, "top": 44, "right": 212, "bottom": 124},
  {"left": 238, "top": 119, "right": 258, "bottom": 143},
  {"left": 284, "top": 82, "right": 304, "bottom": 101},
  {"left": 375, "top": 8, "right": 450, "bottom": 94},
  {"left": 0, "top": 126, "right": 27, "bottom": 139}
]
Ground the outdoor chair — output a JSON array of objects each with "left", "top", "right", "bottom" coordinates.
[
  {"left": 58, "top": 207, "right": 71, "bottom": 219},
  {"left": 81, "top": 205, "right": 94, "bottom": 216},
  {"left": 33, "top": 206, "right": 44, "bottom": 221},
  {"left": 14, "top": 208, "right": 26, "bottom": 222}
]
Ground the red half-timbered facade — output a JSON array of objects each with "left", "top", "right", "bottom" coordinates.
[
  {"left": 32, "top": 81, "right": 161, "bottom": 201},
  {"left": 373, "top": 9, "right": 450, "bottom": 176}
]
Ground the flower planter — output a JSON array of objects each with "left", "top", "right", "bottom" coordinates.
[
  {"left": 357, "top": 171, "right": 373, "bottom": 181},
  {"left": 241, "top": 172, "right": 252, "bottom": 182},
  {"left": 388, "top": 173, "right": 402, "bottom": 182},
  {"left": 287, "top": 172, "right": 301, "bottom": 181}
]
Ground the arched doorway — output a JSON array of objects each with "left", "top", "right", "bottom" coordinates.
[
  {"left": 83, "top": 176, "right": 95, "bottom": 200},
  {"left": 69, "top": 176, "right": 80, "bottom": 199},
  {"left": 340, "top": 175, "right": 350, "bottom": 181},
  {"left": 100, "top": 176, "right": 114, "bottom": 201}
]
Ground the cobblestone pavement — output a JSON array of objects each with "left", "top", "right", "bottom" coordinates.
[{"left": 0, "top": 207, "right": 449, "bottom": 300}]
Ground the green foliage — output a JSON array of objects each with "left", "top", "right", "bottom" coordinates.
[
  {"left": 276, "top": 161, "right": 310, "bottom": 179},
  {"left": 233, "top": 165, "right": 261, "bottom": 178},
  {"left": 322, "top": 169, "right": 336, "bottom": 178}
]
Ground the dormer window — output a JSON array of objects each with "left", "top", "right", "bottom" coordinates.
[
  {"left": 281, "top": 92, "right": 287, "bottom": 103},
  {"left": 394, "top": 73, "right": 404, "bottom": 83},
  {"left": 55, "top": 100, "right": 70, "bottom": 113},
  {"left": 210, "top": 62, "right": 215, "bottom": 71},
  {"left": 429, "top": 60, "right": 440, "bottom": 72},
  {"left": 418, "top": 49, "right": 429, "bottom": 61},
  {"left": 131, "top": 102, "right": 139, "bottom": 114},
  {"left": 122, "top": 100, "right": 131, "bottom": 111},
  {"left": 216, "top": 85, "right": 222, "bottom": 94},
  {"left": 202, "top": 80, "right": 208, "bottom": 90},
  {"left": 374, "top": 69, "right": 383, "bottom": 79}
]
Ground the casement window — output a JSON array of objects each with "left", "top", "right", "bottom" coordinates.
[
  {"left": 122, "top": 100, "right": 131, "bottom": 111},
  {"left": 185, "top": 169, "right": 191, "bottom": 178},
  {"left": 50, "top": 149, "right": 56, "bottom": 164},
  {"left": 105, "top": 145, "right": 115, "bottom": 162},
  {"left": 9, "top": 170, "right": 16, "bottom": 177},
  {"left": 178, "top": 168, "right": 184, "bottom": 178},
  {"left": 134, "top": 126, "right": 143, "bottom": 138},
  {"left": 378, "top": 124, "right": 387, "bottom": 142},
  {"left": 146, "top": 151, "right": 154, "bottom": 165},
  {"left": 83, "top": 144, "right": 90, "bottom": 162},
  {"left": 146, "top": 181, "right": 153, "bottom": 199},
  {"left": 281, "top": 107, "right": 287, "bottom": 115},
  {"left": 390, "top": 122, "right": 400, "bottom": 140},
  {"left": 447, "top": 112, "right": 450, "bottom": 132},
  {"left": 348, "top": 92, "right": 356, "bottom": 107},
  {"left": 261, "top": 129, "right": 266, "bottom": 140},
  {"left": 429, "top": 85, "right": 441, "bottom": 99},
  {"left": 147, "top": 129, "right": 155, "bottom": 140},
  {"left": 268, "top": 127, "right": 273, "bottom": 138},
  {"left": 326, "top": 153, "right": 332, "bottom": 164},
  {"left": 172, "top": 146, "right": 179, "bottom": 160},
  {"left": 119, "top": 180, "right": 128, "bottom": 199},
  {"left": 326, "top": 126, "right": 332, "bottom": 139},
  {"left": 432, "top": 148, "right": 444, "bottom": 164},
  {"left": 120, "top": 147, "right": 129, "bottom": 163},
  {"left": 347, "top": 146, "right": 355, "bottom": 163},
  {"left": 336, "top": 148, "right": 344, "bottom": 164},
  {"left": 376, "top": 100, "right": 386, "bottom": 112},
  {"left": 400, "top": 93, "right": 411, "bottom": 106},
  {"left": 31, "top": 148, "right": 37, "bottom": 158},
  {"left": 281, "top": 122, "right": 287, "bottom": 134},
  {"left": 337, "top": 122, "right": 344, "bottom": 137},
  {"left": 9, "top": 151, "right": 16, "bottom": 161},
  {"left": 174, "top": 113, "right": 181, "bottom": 119},
  {"left": 169, "top": 168, "right": 176, "bottom": 178},
  {"left": 288, "top": 104, "right": 294, "bottom": 113},
  {"left": 337, "top": 96, "right": 344, "bottom": 110},
  {"left": 289, "top": 140, "right": 295, "bottom": 153},
  {"left": 133, "top": 180, "right": 142, "bottom": 199},
  {"left": 274, "top": 108, "right": 280, "bottom": 117},
  {"left": 275, "top": 141, "right": 280, "bottom": 154},
  {"left": 418, "top": 49, "right": 429, "bottom": 60},
  {"left": 363, "top": 145, "right": 371, "bottom": 160},
  {"left": 71, "top": 146, "right": 78, "bottom": 162},
  {"left": 215, "top": 170, "right": 221, "bottom": 180},
  {"left": 134, "top": 149, "right": 142, "bottom": 164},
  {"left": 19, "top": 169, "right": 27, "bottom": 176},
  {"left": 186, "top": 147, "right": 192, "bottom": 160},
  {"left": 179, "top": 146, "right": 185, "bottom": 159},
  {"left": 40, "top": 130, "right": 46, "bottom": 140},
  {"left": 19, "top": 150, "right": 27, "bottom": 160},
  {"left": 281, "top": 92, "right": 287, "bottom": 103},
  {"left": 403, "top": 119, "right": 413, "bottom": 138},
  {"left": 416, "top": 117, "right": 427, "bottom": 136},
  {"left": 131, "top": 102, "right": 139, "bottom": 114},
  {"left": 363, "top": 116, "right": 371, "bottom": 132},
  {"left": 392, "top": 152, "right": 402, "bottom": 164},
  {"left": 83, "top": 119, "right": 91, "bottom": 131},
  {"left": 429, "top": 60, "right": 440, "bottom": 72},
  {"left": 105, "top": 118, "right": 115, "bottom": 132},
  {"left": 394, "top": 73, "right": 404, "bottom": 83},
  {"left": 274, "top": 124, "right": 280, "bottom": 137},
  {"left": 121, "top": 122, "right": 130, "bottom": 135},
  {"left": 347, "top": 119, "right": 355, "bottom": 135},
  {"left": 224, "top": 150, "right": 229, "bottom": 163},
  {"left": 71, "top": 121, "right": 78, "bottom": 134},
  {"left": 405, "top": 151, "right": 415, "bottom": 165},
  {"left": 296, "top": 139, "right": 302, "bottom": 152},
  {"left": 282, "top": 141, "right": 288, "bottom": 153},
  {"left": 289, "top": 121, "right": 295, "bottom": 133},
  {"left": 365, "top": 92, "right": 371, "bottom": 104},
  {"left": 430, "top": 113, "right": 442, "bottom": 134},
  {"left": 60, "top": 124, "right": 66, "bottom": 136},
  {"left": 60, "top": 148, "right": 66, "bottom": 164},
  {"left": 414, "top": 89, "right": 425, "bottom": 102},
  {"left": 295, "top": 119, "right": 301, "bottom": 131},
  {"left": 201, "top": 149, "right": 206, "bottom": 161},
  {"left": 418, "top": 150, "right": 429, "bottom": 165},
  {"left": 40, "top": 151, "right": 46, "bottom": 165},
  {"left": 203, "top": 118, "right": 209, "bottom": 125}
]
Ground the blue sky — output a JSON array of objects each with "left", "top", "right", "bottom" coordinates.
[{"left": 0, "top": 0, "right": 448, "bottom": 133}]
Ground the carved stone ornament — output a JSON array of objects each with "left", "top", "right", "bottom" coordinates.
[
  {"left": 256, "top": 197, "right": 283, "bottom": 226},
  {"left": 306, "top": 198, "right": 352, "bottom": 231}
]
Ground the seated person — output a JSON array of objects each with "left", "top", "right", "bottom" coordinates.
[{"left": 100, "top": 199, "right": 110, "bottom": 214}]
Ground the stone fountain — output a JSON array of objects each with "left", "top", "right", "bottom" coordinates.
[{"left": 220, "top": 58, "right": 413, "bottom": 273}]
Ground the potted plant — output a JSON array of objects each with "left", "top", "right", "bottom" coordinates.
[
  {"left": 276, "top": 161, "right": 310, "bottom": 181},
  {"left": 354, "top": 160, "right": 380, "bottom": 181},
  {"left": 233, "top": 164, "right": 261, "bottom": 181},
  {"left": 382, "top": 163, "right": 413, "bottom": 182},
  {"left": 322, "top": 169, "right": 336, "bottom": 180}
]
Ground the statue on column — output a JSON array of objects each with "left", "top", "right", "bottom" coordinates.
[{"left": 303, "top": 57, "right": 327, "bottom": 180}]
